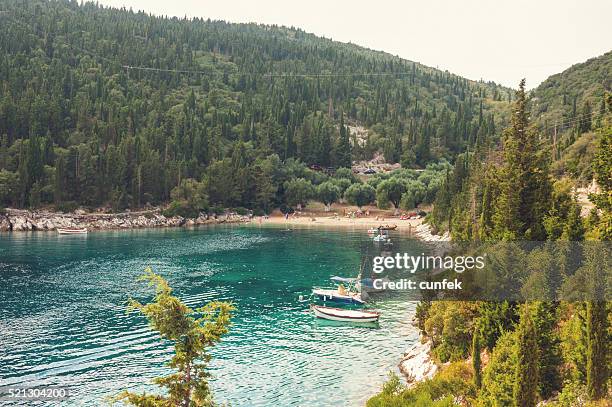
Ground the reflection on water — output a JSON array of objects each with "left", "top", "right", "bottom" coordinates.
[{"left": 0, "top": 227, "right": 423, "bottom": 406}]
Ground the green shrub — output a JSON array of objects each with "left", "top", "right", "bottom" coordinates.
[
  {"left": 234, "top": 207, "right": 248, "bottom": 216},
  {"left": 424, "top": 302, "right": 480, "bottom": 362},
  {"left": 477, "top": 331, "right": 518, "bottom": 406},
  {"left": 279, "top": 204, "right": 294, "bottom": 214},
  {"left": 367, "top": 362, "right": 474, "bottom": 407},
  {"left": 54, "top": 201, "right": 79, "bottom": 213},
  {"left": 209, "top": 205, "right": 225, "bottom": 215},
  {"left": 163, "top": 200, "right": 200, "bottom": 218}
]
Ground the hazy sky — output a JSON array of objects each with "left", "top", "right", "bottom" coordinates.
[{"left": 97, "top": 0, "right": 611, "bottom": 89}]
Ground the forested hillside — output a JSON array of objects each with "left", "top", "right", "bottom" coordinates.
[
  {"left": 531, "top": 51, "right": 611, "bottom": 181},
  {"left": 532, "top": 51, "right": 610, "bottom": 129},
  {"left": 428, "top": 50, "right": 611, "bottom": 241},
  {"left": 0, "top": 0, "right": 511, "bottom": 212},
  {"left": 369, "top": 80, "right": 611, "bottom": 407}
]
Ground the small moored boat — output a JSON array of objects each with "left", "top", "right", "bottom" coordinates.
[
  {"left": 312, "top": 288, "right": 365, "bottom": 305},
  {"left": 57, "top": 227, "right": 88, "bottom": 235},
  {"left": 372, "top": 234, "right": 390, "bottom": 242},
  {"left": 311, "top": 305, "right": 380, "bottom": 323}
]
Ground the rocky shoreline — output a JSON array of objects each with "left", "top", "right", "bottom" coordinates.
[
  {"left": 395, "top": 222, "right": 449, "bottom": 391},
  {"left": 413, "top": 222, "right": 451, "bottom": 242},
  {"left": 398, "top": 339, "right": 438, "bottom": 386},
  {"left": 0, "top": 208, "right": 250, "bottom": 232}
]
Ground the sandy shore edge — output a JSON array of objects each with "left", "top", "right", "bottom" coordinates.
[{"left": 249, "top": 212, "right": 450, "bottom": 242}]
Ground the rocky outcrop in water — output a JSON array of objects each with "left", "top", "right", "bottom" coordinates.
[{"left": 0, "top": 209, "right": 249, "bottom": 232}]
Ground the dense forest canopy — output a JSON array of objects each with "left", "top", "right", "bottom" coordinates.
[{"left": 0, "top": 0, "right": 512, "bottom": 212}]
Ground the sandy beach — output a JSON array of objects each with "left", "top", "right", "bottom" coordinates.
[
  {"left": 259, "top": 212, "right": 422, "bottom": 231},
  {"left": 249, "top": 203, "right": 424, "bottom": 234},
  {"left": 246, "top": 203, "right": 451, "bottom": 243}
]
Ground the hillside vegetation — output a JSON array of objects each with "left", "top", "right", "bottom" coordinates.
[
  {"left": 370, "top": 81, "right": 611, "bottom": 407},
  {"left": 0, "top": 0, "right": 511, "bottom": 212},
  {"left": 531, "top": 51, "right": 611, "bottom": 182}
]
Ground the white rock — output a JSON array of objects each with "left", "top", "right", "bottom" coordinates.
[
  {"left": 399, "top": 340, "right": 437, "bottom": 386},
  {"left": 0, "top": 215, "right": 11, "bottom": 231}
]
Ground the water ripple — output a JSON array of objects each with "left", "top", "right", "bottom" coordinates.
[{"left": 0, "top": 227, "right": 421, "bottom": 406}]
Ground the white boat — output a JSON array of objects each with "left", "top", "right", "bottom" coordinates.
[
  {"left": 312, "top": 305, "right": 380, "bottom": 323},
  {"left": 57, "top": 227, "right": 88, "bottom": 235},
  {"left": 373, "top": 234, "right": 390, "bottom": 242},
  {"left": 312, "top": 288, "right": 365, "bottom": 305},
  {"left": 358, "top": 277, "right": 391, "bottom": 293},
  {"left": 368, "top": 225, "right": 397, "bottom": 234}
]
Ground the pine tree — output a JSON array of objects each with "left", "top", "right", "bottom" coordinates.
[
  {"left": 116, "top": 268, "right": 234, "bottom": 406},
  {"left": 584, "top": 96, "right": 610, "bottom": 401},
  {"left": 493, "top": 79, "right": 551, "bottom": 240},
  {"left": 54, "top": 154, "right": 67, "bottom": 204},
  {"left": 513, "top": 305, "right": 539, "bottom": 407},
  {"left": 589, "top": 116, "right": 611, "bottom": 240}
]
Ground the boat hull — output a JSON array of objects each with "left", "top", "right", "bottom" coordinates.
[
  {"left": 379, "top": 226, "right": 397, "bottom": 231},
  {"left": 57, "top": 228, "right": 88, "bottom": 235},
  {"left": 312, "top": 289, "right": 365, "bottom": 305},
  {"left": 312, "top": 305, "right": 379, "bottom": 323}
]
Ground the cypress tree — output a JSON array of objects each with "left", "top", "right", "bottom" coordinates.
[
  {"left": 585, "top": 243, "right": 609, "bottom": 400},
  {"left": 472, "top": 327, "right": 482, "bottom": 389},
  {"left": 492, "top": 79, "right": 551, "bottom": 240},
  {"left": 335, "top": 113, "right": 352, "bottom": 168},
  {"left": 530, "top": 301, "right": 562, "bottom": 398},
  {"left": 586, "top": 301, "right": 607, "bottom": 400},
  {"left": 513, "top": 305, "right": 539, "bottom": 407}
]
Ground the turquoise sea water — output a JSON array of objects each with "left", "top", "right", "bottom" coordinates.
[{"left": 0, "top": 226, "right": 424, "bottom": 406}]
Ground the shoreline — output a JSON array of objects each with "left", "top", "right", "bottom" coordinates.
[
  {"left": 257, "top": 210, "right": 445, "bottom": 395},
  {"left": 0, "top": 208, "right": 249, "bottom": 232},
  {"left": 256, "top": 212, "right": 423, "bottom": 233},
  {"left": 2, "top": 205, "right": 445, "bottom": 396},
  {"left": 398, "top": 338, "right": 438, "bottom": 386},
  {"left": 247, "top": 205, "right": 450, "bottom": 243},
  {"left": 0, "top": 205, "right": 450, "bottom": 243}
]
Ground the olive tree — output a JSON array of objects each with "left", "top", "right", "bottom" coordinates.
[
  {"left": 344, "top": 183, "right": 375, "bottom": 211},
  {"left": 284, "top": 178, "right": 315, "bottom": 209},
  {"left": 376, "top": 177, "right": 407, "bottom": 215},
  {"left": 317, "top": 181, "right": 341, "bottom": 211}
]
